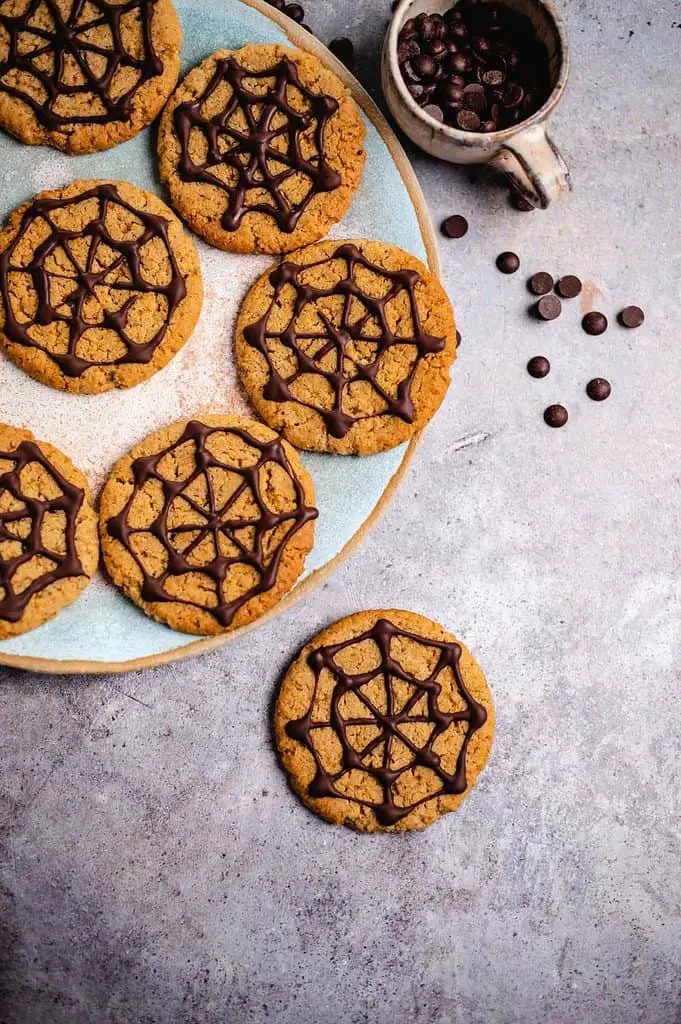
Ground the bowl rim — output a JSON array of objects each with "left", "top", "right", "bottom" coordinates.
[{"left": 385, "top": 0, "right": 571, "bottom": 143}]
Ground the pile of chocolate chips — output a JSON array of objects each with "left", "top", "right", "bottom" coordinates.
[{"left": 397, "top": 1, "right": 551, "bottom": 131}]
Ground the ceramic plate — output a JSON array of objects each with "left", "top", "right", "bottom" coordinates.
[{"left": 0, "top": 0, "right": 438, "bottom": 673}]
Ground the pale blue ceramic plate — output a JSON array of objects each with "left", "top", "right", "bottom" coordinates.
[{"left": 0, "top": 0, "right": 437, "bottom": 672}]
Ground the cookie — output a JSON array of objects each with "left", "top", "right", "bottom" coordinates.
[
  {"left": 275, "top": 610, "right": 494, "bottom": 832},
  {"left": 100, "top": 415, "right": 318, "bottom": 636},
  {"left": 0, "top": 0, "right": 182, "bottom": 154},
  {"left": 157, "top": 44, "right": 366, "bottom": 254},
  {"left": 0, "top": 179, "right": 203, "bottom": 394},
  {"left": 0, "top": 423, "right": 99, "bottom": 639},
  {"left": 236, "top": 239, "right": 457, "bottom": 455}
]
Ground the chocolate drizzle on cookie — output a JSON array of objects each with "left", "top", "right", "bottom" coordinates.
[
  {"left": 0, "top": 440, "right": 86, "bottom": 623},
  {"left": 0, "top": 0, "right": 164, "bottom": 131},
  {"left": 0, "top": 183, "right": 187, "bottom": 378},
  {"left": 172, "top": 55, "right": 341, "bottom": 233},
  {"left": 106, "top": 420, "right": 318, "bottom": 629},
  {"left": 285, "top": 618, "right": 487, "bottom": 827},
  {"left": 243, "top": 243, "right": 446, "bottom": 439}
]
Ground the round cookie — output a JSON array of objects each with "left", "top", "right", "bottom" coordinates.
[
  {"left": 0, "top": 423, "right": 99, "bottom": 639},
  {"left": 0, "top": 179, "right": 203, "bottom": 394},
  {"left": 0, "top": 0, "right": 182, "bottom": 154},
  {"left": 157, "top": 44, "right": 366, "bottom": 254},
  {"left": 100, "top": 415, "right": 318, "bottom": 636},
  {"left": 275, "top": 609, "right": 494, "bottom": 833},
  {"left": 236, "top": 239, "right": 457, "bottom": 455}
]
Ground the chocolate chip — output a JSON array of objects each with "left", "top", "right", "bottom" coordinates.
[
  {"left": 444, "top": 81, "right": 465, "bottom": 104},
  {"left": 480, "top": 119, "right": 497, "bottom": 131},
  {"left": 544, "top": 404, "right": 568, "bottom": 428},
  {"left": 582, "top": 311, "right": 608, "bottom": 336},
  {"left": 496, "top": 250, "right": 520, "bottom": 274},
  {"left": 428, "top": 38, "right": 448, "bottom": 59},
  {"left": 456, "top": 108, "right": 481, "bottom": 130},
  {"left": 511, "top": 193, "right": 534, "bottom": 211},
  {"left": 555, "top": 275, "right": 582, "bottom": 299},
  {"left": 450, "top": 52, "right": 471, "bottom": 74},
  {"left": 502, "top": 82, "right": 524, "bottom": 107},
  {"left": 618, "top": 305, "right": 645, "bottom": 328},
  {"left": 482, "top": 68, "right": 506, "bottom": 85},
  {"left": 413, "top": 54, "right": 437, "bottom": 79},
  {"left": 398, "top": 38, "right": 420, "bottom": 62},
  {"left": 441, "top": 214, "right": 469, "bottom": 238},
  {"left": 285, "top": 2, "right": 305, "bottom": 22},
  {"left": 536, "top": 294, "right": 562, "bottom": 320},
  {"left": 528, "top": 272, "right": 554, "bottom": 296},
  {"left": 462, "top": 83, "right": 487, "bottom": 112},
  {"left": 329, "top": 37, "right": 354, "bottom": 68},
  {"left": 586, "top": 377, "right": 611, "bottom": 401},
  {"left": 527, "top": 355, "right": 550, "bottom": 378},
  {"left": 423, "top": 103, "right": 444, "bottom": 121}
]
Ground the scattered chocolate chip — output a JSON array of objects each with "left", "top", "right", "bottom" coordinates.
[
  {"left": 528, "top": 272, "right": 554, "bottom": 296},
  {"left": 329, "top": 37, "right": 355, "bottom": 69},
  {"left": 544, "top": 404, "right": 568, "bottom": 428},
  {"left": 618, "top": 305, "right": 645, "bottom": 328},
  {"left": 441, "top": 214, "right": 469, "bottom": 238},
  {"left": 285, "top": 2, "right": 305, "bottom": 22},
  {"left": 555, "top": 275, "right": 582, "bottom": 299},
  {"left": 527, "top": 355, "right": 550, "bottom": 378},
  {"left": 535, "top": 294, "right": 562, "bottom": 320},
  {"left": 456, "top": 329, "right": 462, "bottom": 347},
  {"left": 443, "top": 80, "right": 465, "bottom": 104},
  {"left": 456, "top": 107, "right": 481, "bottom": 130},
  {"left": 586, "top": 377, "right": 611, "bottom": 401},
  {"left": 480, "top": 119, "right": 498, "bottom": 131},
  {"left": 496, "top": 250, "right": 520, "bottom": 274},
  {"left": 510, "top": 190, "right": 534, "bottom": 211},
  {"left": 582, "top": 311, "right": 608, "bottom": 336}
]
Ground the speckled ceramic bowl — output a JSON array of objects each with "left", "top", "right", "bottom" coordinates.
[{"left": 382, "top": 0, "right": 571, "bottom": 207}]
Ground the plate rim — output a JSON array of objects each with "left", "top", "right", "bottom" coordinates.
[{"left": 0, "top": 0, "right": 440, "bottom": 676}]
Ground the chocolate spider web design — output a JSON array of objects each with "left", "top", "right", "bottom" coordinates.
[
  {"left": 173, "top": 56, "right": 342, "bottom": 233},
  {"left": 0, "top": 182, "right": 187, "bottom": 378},
  {"left": 0, "top": 440, "right": 86, "bottom": 623},
  {"left": 243, "top": 243, "right": 446, "bottom": 439},
  {"left": 285, "top": 618, "right": 488, "bottom": 827},
  {"left": 0, "top": 0, "right": 163, "bottom": 130},
  {"left": 106, "top": 420, "right": 318, "bottom": 629}
]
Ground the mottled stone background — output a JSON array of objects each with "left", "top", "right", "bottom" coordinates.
[{"left": 2, "top": 1, "right": 681, "bottom": 1021}]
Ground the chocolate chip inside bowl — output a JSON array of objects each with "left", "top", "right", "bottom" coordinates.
[{"left": 397, "top": 1, "right": 551, "bottom": 131}]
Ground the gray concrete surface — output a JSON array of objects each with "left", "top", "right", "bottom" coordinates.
[{"left": 2, "top": 1, "right": 681, "bottom": 1021}]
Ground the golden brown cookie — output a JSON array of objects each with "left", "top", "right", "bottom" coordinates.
[
  {"left": 275, "top": 610, "right": 494, "bottom": 832},
  {"left": 0, "top": 423, "right": 99, "bottom": 639},
  {"left": 236, "top": 239, "right": 457, "bottom": 455},
  {"left": 0, "top": 179, "right": 203, "bottom": 394},
  {"left": 157, "top": 44, "right": 366, "bottom": 254},
  {"left": 0, "top": 0, "right": 182, "bottom": 154},
  {"left": 100, "top": 415, "right": 318, "bottom": 636}
]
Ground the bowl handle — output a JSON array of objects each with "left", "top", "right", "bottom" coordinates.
[{"left": 490, "top": 123, "right": 571, "bottom": 209}]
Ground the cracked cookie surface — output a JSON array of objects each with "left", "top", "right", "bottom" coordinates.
[
  {"left": 99, "top": 415, "right": 318, "bottom": 635},
  {"left": 0, "top": 422, "right": 98, "bottom": 638},
  {"left": 236, "top": 238, "right": 457, "bottom": 454},
  {"left": 157, "top": 44, "right": 366, "bottom": 254},
  {"left": 0, "top": 178, "right": 203, "bottom": 393}
]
